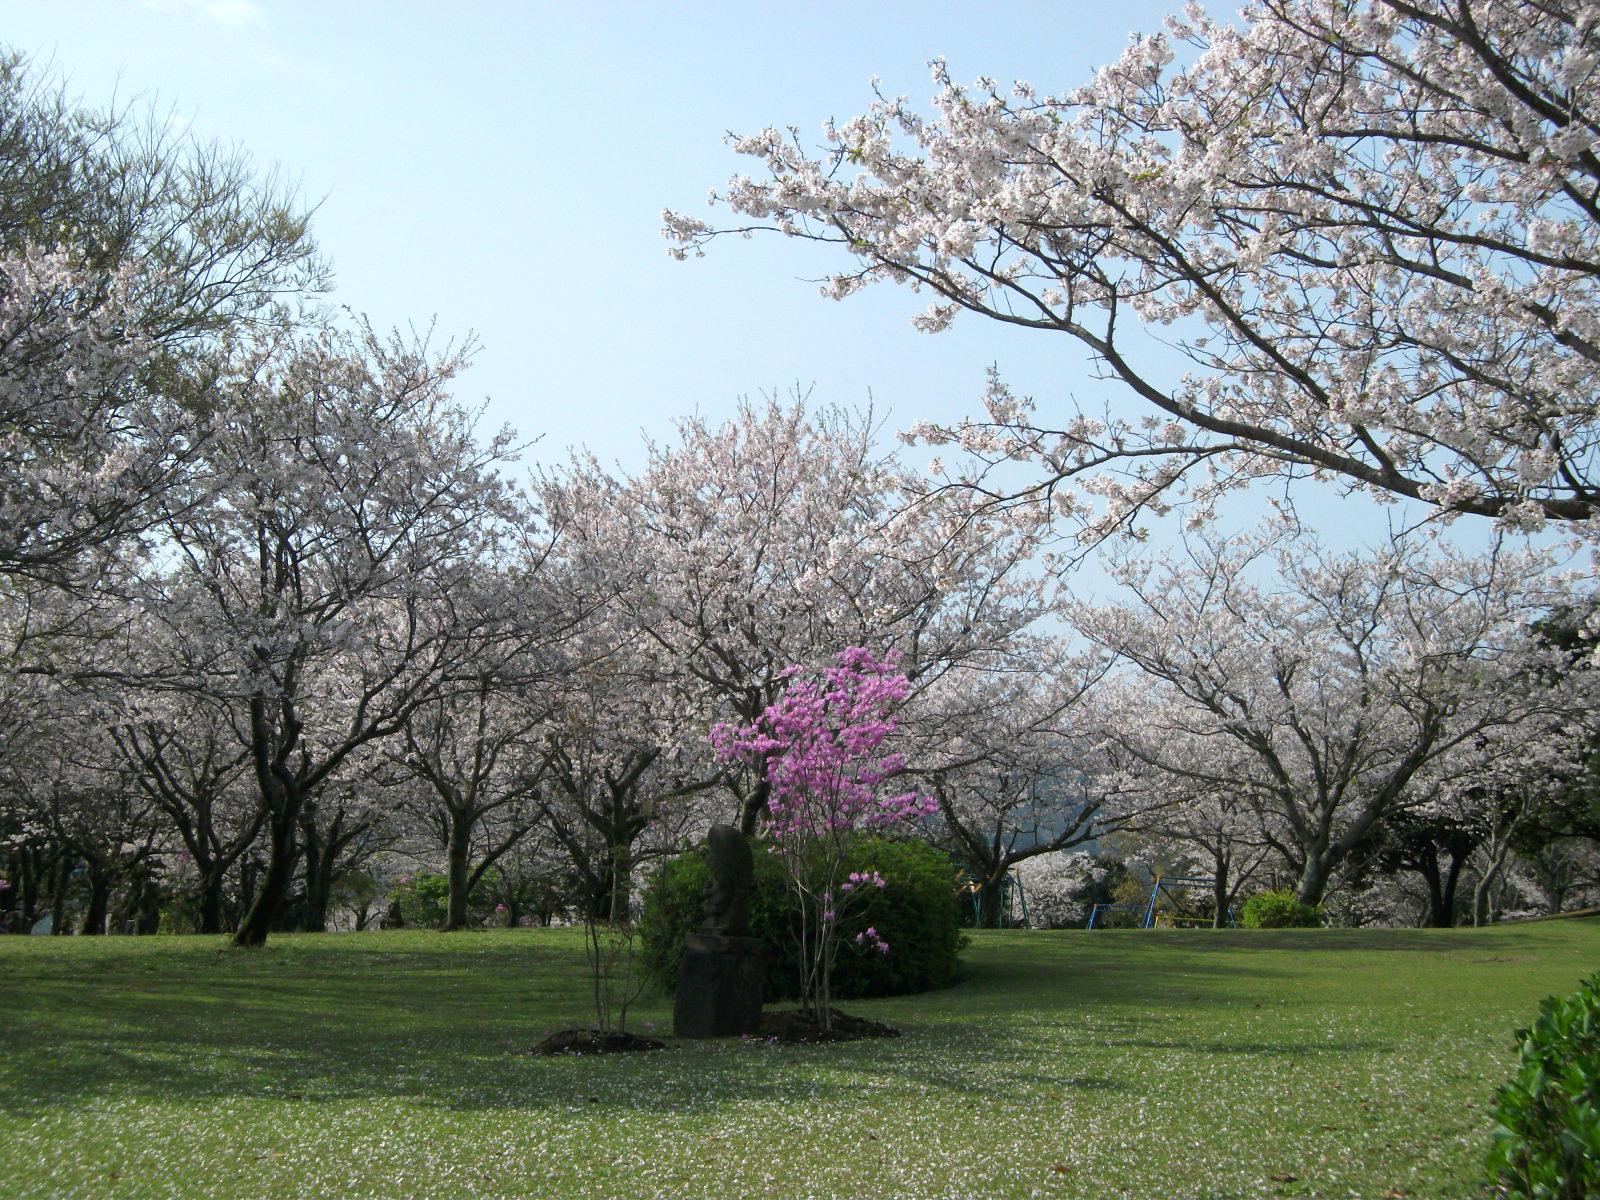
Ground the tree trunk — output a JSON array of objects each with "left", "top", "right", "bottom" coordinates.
[
  {"left": 197, "top": 868, "right": 227, "bottom": 935},
  {"left": 19, "top": 848, "right": 40, "bottom": 932},
  {"left": 593, "top": 841, "right": 634, "bottom": 922},
  {"left": 1473, "top": 828, "right": 1518, "bottom": 929},
  {"left": 6, "top": 847, "right": 38, "bottom": 933},
  {"left": 444, "top": 806, "right": 473, "bottom": 931},
  {"left": 238, "top": 855, "right": 258, "bottom": 925},
  {"left": 234, "top": 801, "right": 300, "bottom": 947},
  {"left": 1436, "top": 850, "right": 1467, "bottom": 928},
  {"left": 738, "top": 778, "right": 769, "bottom": 837},
  {"left": 975, "top": 874, "right": 1007, "bottom": 929},
  {"left": 1294, "top": 856, "right": 1330, "bottom": 908},
  {"left": 80, "top": 863, "right": 110, "bottom": 936},
  {"left": 1416, "top": 846, "right": 1452, "bottom": 928},
  {"left": 49, "top": 853, "right": 72, "bottom": 935},
  {"left": 1212, "top": 859, "right": 1231, "bottom": 929},
  {"left": 298, "top": 811, "right": 328, "bottom": 933},
  {"left": 0, "top": 863, "right": 16, "bottom": 932},
  {"left": 1473, "top": 854, "right": 1506, "bottom": 928},
  {"left": 135, "top": 876, "right": 162, "bottom": 935}
]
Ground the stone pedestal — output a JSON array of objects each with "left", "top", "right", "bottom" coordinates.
[{"left": 672, "top": 932, "right": 765, "bottom": 1038}]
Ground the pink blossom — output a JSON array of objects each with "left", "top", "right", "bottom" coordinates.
[{"left": 711, "top": 647, "right": 931, "bottom": 1025}]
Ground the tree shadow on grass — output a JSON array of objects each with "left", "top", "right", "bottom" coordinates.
[
  {"left": 0, "top": 959, "right": 1160, "bottom": 1121},
  {"left": 0, "top": 925, "right": 1557, "bottom": 1122},
  {"left": 1101, "top": 1035, "right": 1393, "bottom": 1057},
  {"left": 1152, "top": 928, "right": 1552, "bottom": 953}
]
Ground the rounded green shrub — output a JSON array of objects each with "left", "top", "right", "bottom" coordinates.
[
  {"left": 1239, "top": 888, "right": 1323, "bottom": 929},
  {"left": 1487, "top": 972, "right": 1600, "bottom": 1199},
  {"left": 638, "top": 836, "right": 966, "bottom": 1000},
  {"left": 389, "top": 871, "right": 500, "bottom": 929}
]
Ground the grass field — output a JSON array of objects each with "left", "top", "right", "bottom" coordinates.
[{"left": 1, "top": 923, "right": 1595, "bottom": 1200}]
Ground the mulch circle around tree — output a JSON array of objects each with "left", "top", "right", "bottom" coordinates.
[
  {"left": 530, "top": 1028, "right": 669, "bottom": 1056},
  {"left": 754, "top": 1008, "right": 900, "bottom": 1044}
]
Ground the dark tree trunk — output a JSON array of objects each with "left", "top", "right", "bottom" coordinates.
[
  {"left": 592, "top": 841, "right": 635, "bottom": 922},
  {"left": 304, "top": 860, "right": 332, "bottom": 933},
  {"left": 738, "top": 777, "right": 769, "bottom": 837},
  {"left": 238, "top": 855, "right": 258, "bottom": 920},
  {"left": 19, "top": 847, "right": 41, "bottom": 933},
  {"left": 974, "top": 873, "right": 1006, "bottom": 929},
  {"left": 135, "top": 876, "right": 162, "bottom": 935},
  {"left": 0, "top": 845, "right": 26, "bottom": 931},
  {"left": 1439, "top": 851, "right": 1466, "bottom": 927},
  {"left": 1295, "top": 853, "right": 1330, "bottom": 907},
  {"left": 197, "top": 868, "right": 227, "bottom": 935},
  {"left": 298, "top": 810, "right": 328, "bottom": 933},
  {"left": 49, "top": 853, "right": 73, "bottom": 935},
  {"left": 80, "top": 863, "right": 110, "bottom": 936},
  {"left": 1212, "top": 855, "right": 1231, "bottom": 929},
  {"left": 445, "top": 807, "right": 472, "bottom": 931},
  {"left": 0, "top": 860, "right": 16, "bottom": 932},
  {"left": 234, "top": 801, "right": 300, "bottom": 947},
  {"left": 1417, "top": 845, "right": 1453, "bottom": 928}
]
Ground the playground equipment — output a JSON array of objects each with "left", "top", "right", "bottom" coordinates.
[
  {"left": 956, "top": 867, "right": 1031, "bottom": 929},
  {"left": 1085, "top": 875, "right": 1236, "bottom": 929}
]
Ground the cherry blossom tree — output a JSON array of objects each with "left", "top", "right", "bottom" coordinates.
[
  {"left": 142, "top": 320, "right": 521, "bottom": 947},
  {"left": 109, "top": 692, "right": 259, "bottom": 934},
  {"left": 393, "top": 678, "right": 554, "bottom": 931},
  {"left": 536, "top": 633, "right": 719, "bottom": 921},
  {"left": 540, "top": 399, "right": 1046, "bottom": 834},
  {"left": 0, "top": 251, "right": 176, "bottom": 585},
  {"left": 904, "top": 644, "right": 1131, "bottom": 926},
  {"left": 0, "top": 51, "right": 322, "bottom": 588},
  {"left": 0, "top": 684, "right": 164, "bottom": 935},
  {"left": 1111, "top": 731, "right": 1280, "bottom": 928},
  {"left": 1010, "top": 851, "right": 1122, "bottom": 929},
  {"left": 385, "top": 530, "right": 605, "bottom": 931},
  {"left": 1071, "top": 528, "right": 1585, "bottom": 905},
  {"left": 293, "top": 764, "right": 403, "bottom": 934},
  {"left": 668, "top": 1, "right": 1600, "bottom": 539}
]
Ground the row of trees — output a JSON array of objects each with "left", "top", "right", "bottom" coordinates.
[
  {"left": 5, "top": 0, "right": 1600, "bottom": 946},
  {"left": 658, "top": 0, "right": 1600, "bottom": 927},
  {"left": 8, "top": 466, "right": 1592, "bottom": 940},
  {"left": 0, "top": 52, "right": 1049, "bottom": 940}
]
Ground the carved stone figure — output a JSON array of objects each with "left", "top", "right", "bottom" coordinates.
[
  {"left": 673, "top": 823, "right": 765, "bottom": 1037},
  {"left": 701, "top": 823, "right": 754, "bottom": 936}
]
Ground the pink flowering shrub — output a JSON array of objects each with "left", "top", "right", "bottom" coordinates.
[{"left": 711, "top": 647, "right": 935, "bottom": 1027}]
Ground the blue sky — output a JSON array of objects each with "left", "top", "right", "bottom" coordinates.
[
  {"left": 6, "top": 1, "right": 1188, "bottom": 463},
  {"left": 8, "top": 0, "right": 1496, "bottom": 574}
]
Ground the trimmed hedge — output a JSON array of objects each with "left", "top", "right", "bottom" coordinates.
[
  {"left": 1487, "top": 972, "right": 1600, "bottom": 1199},
  {"left": 638, "top": 836, "right": 966, "bottom": 1000},
  {"left": 1240, "top": 889, "right": 1323, "bottom": 929}
]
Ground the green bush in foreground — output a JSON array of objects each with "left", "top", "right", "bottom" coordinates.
[
  {"left": 639, "top": 836, "right": 965, "bottom": 1000},
  {"left": 1487, "top": 972, "right": 1600, "bottom": 1199},
  {"left": 1240, "top": 889, "right": 1323, "bottom": 929}
]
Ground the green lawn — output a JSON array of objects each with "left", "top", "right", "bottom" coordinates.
[{"left": 1, "top": 923, "right": 1595, "bottom": 1199}]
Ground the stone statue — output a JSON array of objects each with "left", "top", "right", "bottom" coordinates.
[
  {"left": 702, "top": 823, "right": 754, "bottom": 936},
  {"left": 673, "top": 823, "right": 765, "bottom": 1037}
]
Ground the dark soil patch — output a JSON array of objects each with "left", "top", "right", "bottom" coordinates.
[
  {"left": 530, "top": 1028, "right": 668, "bottom": 1056},
  {"left": 756, "top": 1008, "right": 900, "bottom": 1044}
]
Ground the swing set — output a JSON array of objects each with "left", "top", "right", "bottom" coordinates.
[{"left": 1085, "top": 875, "right": 1236, "bottom": 929}]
